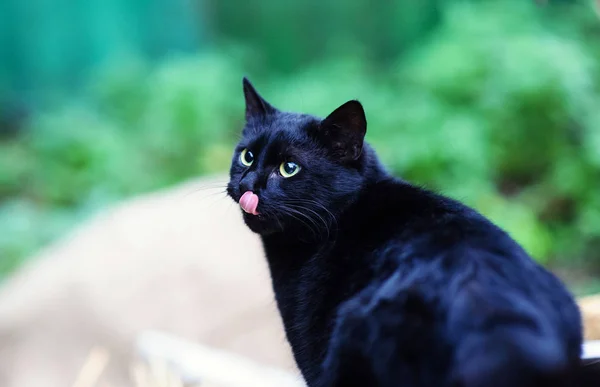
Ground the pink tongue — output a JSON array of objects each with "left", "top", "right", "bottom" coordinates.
[{"left": 239, "top": 191, "right": 259, "bottom": 215}]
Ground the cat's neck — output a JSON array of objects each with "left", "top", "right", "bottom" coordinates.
[{"left": 356, "top": 142, "right": 390, "bottom": 183}]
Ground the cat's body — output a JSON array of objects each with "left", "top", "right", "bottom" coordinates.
[{"left": 227, "top": 78, "right": 585, "bottom": 387}]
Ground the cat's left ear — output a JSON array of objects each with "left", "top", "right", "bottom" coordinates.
[
  {"left": 243, "top": 77, "right": 276, "bottom": 121},
  {"left": 318, "top": 100, "right": 367, "bottom": 162}
]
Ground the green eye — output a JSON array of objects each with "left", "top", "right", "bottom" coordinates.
[
  {"left": 240, "top": 148, "right": 254, "bottom": 166},
  {"left": 279, "top": 161, "right": 301, "bottom": 178}
]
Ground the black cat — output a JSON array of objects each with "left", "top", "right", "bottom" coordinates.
[{"left": 227, "top": 78, "right": 588, "bottom": 387}]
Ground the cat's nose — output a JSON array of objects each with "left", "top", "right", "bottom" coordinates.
[{"left": 239, "top": 175, "right": 258, "bottom": 194}]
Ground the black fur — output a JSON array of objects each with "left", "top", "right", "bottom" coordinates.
[{"left": 227, "top": 78, "right": 588, "bottom": 387}]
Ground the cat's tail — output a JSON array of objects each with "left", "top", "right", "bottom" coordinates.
[{"left": 452, "top": 326, "right": 574, "bottom": 387}]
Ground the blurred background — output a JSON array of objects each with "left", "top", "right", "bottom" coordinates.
[
  {"left": 2, "top": 0, "right": 600, "bottom": 385},
  {"left": 2, "top": 0, "right": 600, "bottom": 288}
]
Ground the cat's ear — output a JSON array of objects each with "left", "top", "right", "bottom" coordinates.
[
  {"left": 318, "top": 100, "right": 367, "bottom": 162},
  {"left": 243, "top": 77, "right": 276, "bottom": 121}
]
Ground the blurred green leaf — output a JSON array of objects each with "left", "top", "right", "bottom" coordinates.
[{"left": 2, "top": 0, "right": 600, "bottom": 279}]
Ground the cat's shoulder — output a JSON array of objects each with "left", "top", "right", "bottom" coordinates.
[
  {"left": 350, "top": 177, "right": 516, "bottom": 253},
  {"left": 359, "top": 178, "right": 478, "bottom": 226}
]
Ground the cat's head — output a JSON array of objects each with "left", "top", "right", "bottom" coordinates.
[{"left": 227, "top": 78, "right": 370, "bottom": 236}]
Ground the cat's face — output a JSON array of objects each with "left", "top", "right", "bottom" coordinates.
[{"left": 227, "top": 78, "right": 367, "bottom": 236}]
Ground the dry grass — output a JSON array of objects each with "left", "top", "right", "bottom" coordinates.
[
  {"left": 72, "top": 346, "right": 201, "bottom": 387},
  {"left": 69, "top": 331, "right": 304, "bottom": 387}
]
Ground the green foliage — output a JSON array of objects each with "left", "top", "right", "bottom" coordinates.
[
  {"left": 0, "top": 53, "right": 246, "bottom": 274},
  {"left": 1, "top": 0, "right": 600, "bottom": 277}
]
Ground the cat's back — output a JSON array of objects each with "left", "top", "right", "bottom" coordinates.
[
  {"left": 346, "top": 178, "right": 508, "bottom": 255},
  {"left": 351, "top": 178, "right": 579, "bottom": 318},
  {"left": 327, "top": 179, "right": 582, "bottom": 386}
]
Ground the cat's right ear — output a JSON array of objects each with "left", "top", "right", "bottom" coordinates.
[
  {"left": 317, "top": 100, "right": 367, "bottom": 162},
  {"left": 243, "top": 77, "right": 276, "bottom": 121}
]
